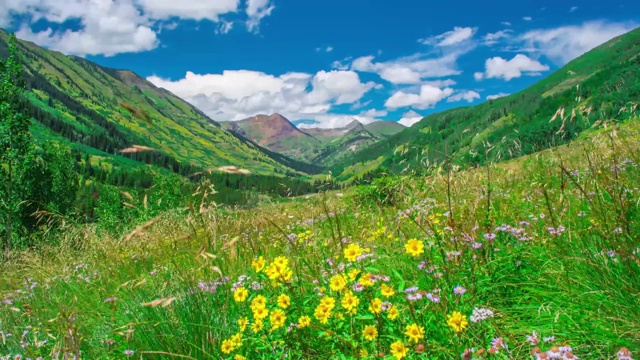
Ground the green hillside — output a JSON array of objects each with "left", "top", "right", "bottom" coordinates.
[
  {"left": 309, "top": 121, "right": 381, "bottom": 166},
  {"left": 333, "top": 26, "right": 640, "bottom": 181},
  {"left": 0, "top": 29, "right": 306, "bottom": 177}
]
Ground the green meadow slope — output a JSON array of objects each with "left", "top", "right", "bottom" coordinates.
[
  {"left": 333, "top": 26, "right": 640, "bottom": 181},
  {"left": 0, "top": 29, "right": 309, "bottom": 177}
]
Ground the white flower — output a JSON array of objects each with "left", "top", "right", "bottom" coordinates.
[{"left": 470, "top": 307, "right": 494, "bottom": 323}]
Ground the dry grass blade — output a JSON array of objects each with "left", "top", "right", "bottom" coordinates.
[
  {"left": 142, "top": 297, "right": 177, "bottom": 308},
  {"left": 123, "top": 216, "right": 161, "bottom": 242}
]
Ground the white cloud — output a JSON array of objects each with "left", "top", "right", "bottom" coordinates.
[
  {"left": 501, "top": 21, "right": 512, "bottom": 26},
  {"left": 137, "top": 0, "right": 239, "bottom": 21},
  {"left": 385, "top": 85, "right": 454, "bottom": 110},
  {"left": 246, "top": 0, "right": 275, "bottom": 33},
  {"left": 216, "top": 20, "right": 235, "bottom": 34},
  {"left": 517, "top": 21, "right": 637, "bottom": 64},
  {"left": 570, "top": 6, "right": 578, "bottom": 12},
  {"left": 423, "top": 79, "right": 457, "bottom": 87},
  {"left": 523, "top": 16, "right": 533, "bottom": 21},
  {"left": 147, "top": 69, "right": 378, "bottom": 128},
  {"left": 420, "top": 26, "right": 477, "bottom": 46},
  {"left": 3, "top": 0, "right": 274, "bottom": 56},
  {"left": 486, "top": 93, "right": 510, "bottom": 100},
  {"left": 398, "top": 110, "right": 424, "bottom": 127},
  {"left": 15, "top": 0, "right": 158, "bottom": 57},
  {"left": 447, "top": 90, "right": 480, "bottom": 103},
  {"left": 350, "top": 52, "right": 466, "bottom": 84},
  {"left": 483, "top": 29, "right": 512, "bottom": 45},
  {"left": 316, "top": 46, "right": 333, "bottom": 53},
  {"left": 475, "top": 54, "right": 549, "bottom": 81},
  {"left": 297, "top": 109, "right": 388, "bottom": 129},
  {"left": 307, "top": 70, "right": 378, "bottom": 105},
  {"left": 474, "top": 72, "right": 484, "bottom": 81}
]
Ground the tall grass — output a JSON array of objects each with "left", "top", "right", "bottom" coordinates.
[{"left": 1, "top": 123, "right": 639, "bottom": 359}]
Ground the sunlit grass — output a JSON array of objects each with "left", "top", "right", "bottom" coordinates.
[{"left": 1, "top": 124, "right": 639, "bottom": 359}]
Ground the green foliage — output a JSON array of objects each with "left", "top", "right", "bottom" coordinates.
[
  {"left": 0, "top": 33, "right": 32, "bottom": 252},
  {"left": 350, "top": 176, "right": 405, "bottom": 206}
]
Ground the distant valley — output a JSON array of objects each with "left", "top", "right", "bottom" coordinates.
[{"left": 220, "top": 114, "right": 404, "bottom": 166}]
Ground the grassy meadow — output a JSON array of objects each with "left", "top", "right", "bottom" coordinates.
[{"left": 1, "top": 122, "right": 639, "bottom": 359}]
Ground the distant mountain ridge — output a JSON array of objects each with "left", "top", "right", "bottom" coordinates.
[{"left": 221, "top": 114, "right": 404, "bottom": 165}]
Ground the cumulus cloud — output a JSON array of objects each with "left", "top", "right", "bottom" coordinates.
[
  {"left": 475, "top": 54, "right": 549, "bottom": 81},
  {"left": 570, "top": 6, "right": 578, "bottom": 12},
  {"left": 486, "top": 93, "right": 510, "bottom": 100},
  {"left": 15, "top": 1, "right": 158, "bottom": 57},
  {"left": 447, "top": 90, "right": 480, "bottom": 103},
  {"left": 2, "top": 0, "right": 274, "bottom": 56},
  {"left": 385, "top": 85, "right": 454, "bottom": 110},
  {"left": 137, "top": 0, "right": 239, "bottom": 21},
  {"left": 501, "top": 21, "right": 512, "bottom": 26},
  {"left": 523, "top": 16, "right": 533, "bottom": 21},
  {"left": 398, "top": 110, "right": 424, "bottom": 127},
  {"left": 350, "top": 52, "right": 466, "bottom": 84},
  {"left": 420, "top": 26, "right": 478, "bottom": 46},
  {"left": 517, "top": 20, "right": 637, "bottom": 64},
  {"left": 147, "top": 69, "right": 378, "bottom": 128}
]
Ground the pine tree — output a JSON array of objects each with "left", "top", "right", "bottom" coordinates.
[{"left": 0, "top": 33, "right": 31, "bottom": 253}]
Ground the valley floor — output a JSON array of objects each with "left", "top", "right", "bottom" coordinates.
[{"left": 1, "top": 123, "right": 639, "bottom": 359}]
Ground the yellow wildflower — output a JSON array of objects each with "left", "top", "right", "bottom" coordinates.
[
  {"left": 221, "top": 339, "right": 235, "bottom": 354},
  {"left": 320, "top": 296, "right": 336, "bottom": 309},
  {"left": 360, "top": 273, "right": 375, "bottom": 287},
  {"left": 380, "top": 284, "right": 395, "bottom": 297},
  {"left": 252, "top": 307, "right": 269, "bottom": 321},
  {"left": 447, "top": 311, "right": 469, "bottom": 333},
  {"left": 390, "top": 341, "right": 408, "bottom": 359},
  {"left": 251, "top": 295, "right": 267, "bottom": 310},
  {"left": 277, "top": 294, "right": 291, "bottom": 309},
  {"left": 234, "top": 355, "right": 246, "bottom": 360},
  {"left": 348, "top": 268, "right": 361, "bottom": 281},
  {"left": 329, "top": 274, "right": 348, "bottom": 292},
  {"left": 314, "top": 305, "right": 332, "bottom": 324},
  {"left": 387, "top": 305, "right": 399, "bottom": 320},
  {"left": 405, "top": 239, "right": 424, "bottom": 257},
  {"left": 362, "top": 325, "right": 378, "bottom": 341},
  {"left": 251, "top": 320, "right": 263, "bottom": 333},
  {"left": 369, "top": 298, "right": 383, "bottom": 314},
  {"left": 237, "top": 317, "right": 249, "bottom": 332},
  {"left": 298, "top": 315, "right": 311, "bottom": 328},
  {"left": 404, "top": 323, "right": 425, "bottom": 344},
  {"left": 233, "top": 287, "right": 248, "bottom": 303},
  {"left": 341, "top": 291, "right": 360, "bottom": 314},
  {"left": 270, "top": 309, "right": 286, "bottom": 330},
  {"left": 251, "top": 256, "right": 266, "bottom": 273},
  {"left": 230, "top": 333, "right": 242, "bottom": 346},
  {"left": 344, "top": 243, "right": 363, "bottom": 262}
]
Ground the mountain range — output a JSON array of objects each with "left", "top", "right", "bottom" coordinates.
[{"left": 220, "top": 115, "right": 404, "bottom": 166}]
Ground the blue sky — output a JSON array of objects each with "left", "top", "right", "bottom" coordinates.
[{"left": 2, "top": 0, "right": 639, "bottom": 128}]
